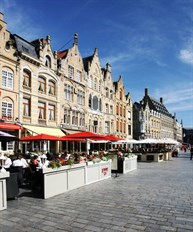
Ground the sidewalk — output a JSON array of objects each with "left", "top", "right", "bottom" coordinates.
[{"left": 1, "top": 151, "right": 193, "bottom": 232}]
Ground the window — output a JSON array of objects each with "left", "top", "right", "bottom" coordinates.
[
  {"left": 99, "top": 99, "right": 102, "bottom": 112},
  {"left": 105, "top": 121, "right": 110, "bottom": 133},
  {"left": 2, "top": 69, "right": 13, "bottom": 89},
  {"left": 90, "top": 76, "right": 93, "bottom": 88},
  {"left": 79, "top": 113, "right": 85, "bottom": 127},
  {"left": 76, "top": 70, "right": 82, "bottom": 82},
  {"left": 2, "top": 101, "right": 13, "bottom": 119},
  {"left": 1, "top": 141, "right": 14, "bottom": 151},
  {"left": 93, "top": 96, "right": 98, "bottom": 111},
  {"left": 98, "top": 81, "right": 101, "bottom": 92},
  {"left": 38, "top": 102, "right": 46, "bottom": 119},
  {"left": 106, "top": 88, "right": 109, "bottom": 98},
  {"left": 110, "top": 90, "right": 113, "bottom": 100},
  {"left": 48, "top": 80, "right": 55, "bottom": 96},
  {"left": 106, "top": 104, "right": 109, "bottom": 113},
  {"left": 23, "top": 98, "right": 30, "bottom": 117},
  {"left": 120, "top": 121, "right": 122, "bottom": 132},
  {"left": 116, "top": 105, "right": 119, "bottom": 115},
  {"left": 64, "top": 108, "right": 70, "bottom": 125},
  {"left": 45, "top": 55, "right": 51, "bottom": 68},
  {"left": 23, "top": 69, "right": 31, "bottom": 88},
  {"left": 94, "top": 78, "right": 97, "bottom": 90},
  {"left": 110, "top": 105, "right": 113, "bottom": 114},
  {"left": 77, "top": 89, "right": 85, "bottom": 105},
  {"left": 120, "top": 106, "right": 122, "bottom": 116},
  {"left": 48, "top": 104, "right": 55, "bottom": 120},
  {"left": 72, "top": 110, "right": 78, "bottom": 126},
  {"left": 64, "top": 84, "right": 73, "bottom": 101},
  {"left": 68, "top": 65, "right": 74, "bottom": 78},
  {"left": 38, "top": 77, "right": 46, "bottom": 93},
  {"left": 120, "top": 89, "right": 123, "bottom": 100},
  {"left": 89, "top": 94, "right": 92, "bottom": 108},
  {"left": 116, "top": 120, "right": 119, "bottom": 132}
]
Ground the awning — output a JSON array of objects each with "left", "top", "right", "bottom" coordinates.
[
  {"left": 63, "top": 129, "right": 83, "bottom": 135},
  {"left": 0, "top": 122, "right": 22, "bottom": 130},
  {"left": 23, "top": 125, "right": 65, "bottom": 137}
]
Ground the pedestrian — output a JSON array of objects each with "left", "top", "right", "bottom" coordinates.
[{"left": 190, "top": 145, "right": 193, "bottom": 160}]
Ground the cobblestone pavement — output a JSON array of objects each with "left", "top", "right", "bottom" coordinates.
[{"left": 1, "top": 151, "right": 193, "bottom": 232}]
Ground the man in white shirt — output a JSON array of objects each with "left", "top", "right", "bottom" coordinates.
[{"left": 4, "top": 154, "right": 12, "bottom": 169}]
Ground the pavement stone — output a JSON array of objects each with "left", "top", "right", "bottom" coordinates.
[{"left": 1, "top": 151, "right": 193, "bottom": 231}]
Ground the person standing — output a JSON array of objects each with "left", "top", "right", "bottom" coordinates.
[{"left": 190, "top": 145, "right": 193, "bottom": 160}]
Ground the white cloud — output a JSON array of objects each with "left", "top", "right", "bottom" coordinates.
[
  {"left": 153, "top": 83, "right": 193, "bottom": 113},
  {"left": 0, "top": 1, "right": 42, "bottom": 41},
  {"left": 179, "top": 49, "right": 193, "bottom": 65}
]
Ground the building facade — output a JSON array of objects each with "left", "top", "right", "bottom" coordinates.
[
  {"left": 133, "top": 88, "right": 183, "bottom": 141},
  {"left": 0, "top": 12, "right": 133, "bottom": 154}
]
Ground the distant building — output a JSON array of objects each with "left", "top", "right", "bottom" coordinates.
[
  {"left": 183, "top": 128, "right": 193, "bottom": 145},
  {"left": 133, "top": 88, "right": 183, "bottom": 142}
]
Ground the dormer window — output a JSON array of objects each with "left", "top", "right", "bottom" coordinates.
[{"left": 45, "top": 55, "right": 51, "bottom": 68}]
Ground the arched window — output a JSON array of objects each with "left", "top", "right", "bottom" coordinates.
[
  {"left": 45, "top": 55, "right": 51, "bottom": 68},
  {"left": 2, "top": 67, "right": 13, "bottom": 89},
  {"left": 48, "top": 80, "right": 56, "bottom": 96},
  {"left": 2, "top": 99, "right": 13, "bottom": 120},
  {"left": 93, "top": 96, "right": 98, "bottom": 111},
  {"left": 88, "top": 94, "right": 92, "bottom": 108},
  {"left": 23, "top": 69, "right": 31, "bottom": 88},
  {"left": 38, "top": 77, "right": 46, "bottom": 93}
]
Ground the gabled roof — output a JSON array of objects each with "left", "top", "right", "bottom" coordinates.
[
  {"left": 13, "top": 34, "right": 38, "bottom": 59},
  {"left": 144, "top": 95, "right": 172, "bottom": 117},
  {"left": 57, "top": 49, "right": 68, "bottom": 59}
]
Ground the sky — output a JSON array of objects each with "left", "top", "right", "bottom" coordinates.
[{"left": 0, "top": 0, "right": 193, "bottom": 128}]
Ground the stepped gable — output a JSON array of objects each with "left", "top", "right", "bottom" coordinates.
[{"left": 13, "top": 34, "right": 39, "bottom": 59}]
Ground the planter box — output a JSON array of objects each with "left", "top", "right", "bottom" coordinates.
[
  {"left": 123, "top": 156, "right": 137, "bottom": 174},
  {"left": 42, "top": 163, "right": 86, "bottom": 199},
  {"left": 0, "top": 172, "right": 10, "bottom": 211},
  {"left": 86, "top": 160, "right": 111, "bottom": 185},
  {"left": 137, "top": 153, "right": 164, "bottom": 162},
  {"left": 112, "top": 156, "right": 137, "bottom": 174},
  {"left": 41, "top": 161, "right": 111, "bottom": 199}
]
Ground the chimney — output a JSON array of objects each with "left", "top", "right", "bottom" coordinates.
[
  {"left": 160, "top": 97, "right": 163, "bottom": 104},
  {"left": 46, "top": 35, "right": 51, "bottom": 45},
  {"left": 94, "top": 48, "right": 98, "bottom": 56},
  {"left": 145, "top": 88, "right": 148, "bottom": 96},
  {"left": 0, "top": 12, "right": 4, "bottom": 21},
  {"left": 73, "top": 33, "right": 78, "bottom": 45},
  {"left": 106, "top": 63, "right": 111, "bottom": 73}
]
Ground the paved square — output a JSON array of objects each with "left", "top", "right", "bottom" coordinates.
[{"left": 1, "top": 151, "right": 193, "bottom": 232}]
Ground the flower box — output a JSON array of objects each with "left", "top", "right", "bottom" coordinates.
[{"left": 0, "top": 171, "right": 10, "bottom": 211}]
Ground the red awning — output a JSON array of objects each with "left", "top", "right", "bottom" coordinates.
[
  {"left": 66, "top": 131, "right": 106, "bottom": 139},
  {"left": 20, "top": 133, "right": 60, "bottom": 141},
  {"left": 103, "top": 135, "right": 124, "bottom": 141},
  {"left": 0, "top": 122, "right": 22, "bottom": 130}
]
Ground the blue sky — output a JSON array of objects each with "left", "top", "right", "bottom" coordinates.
[{"left": 1, "top": 0, "right": 193, "bottom": 128}]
